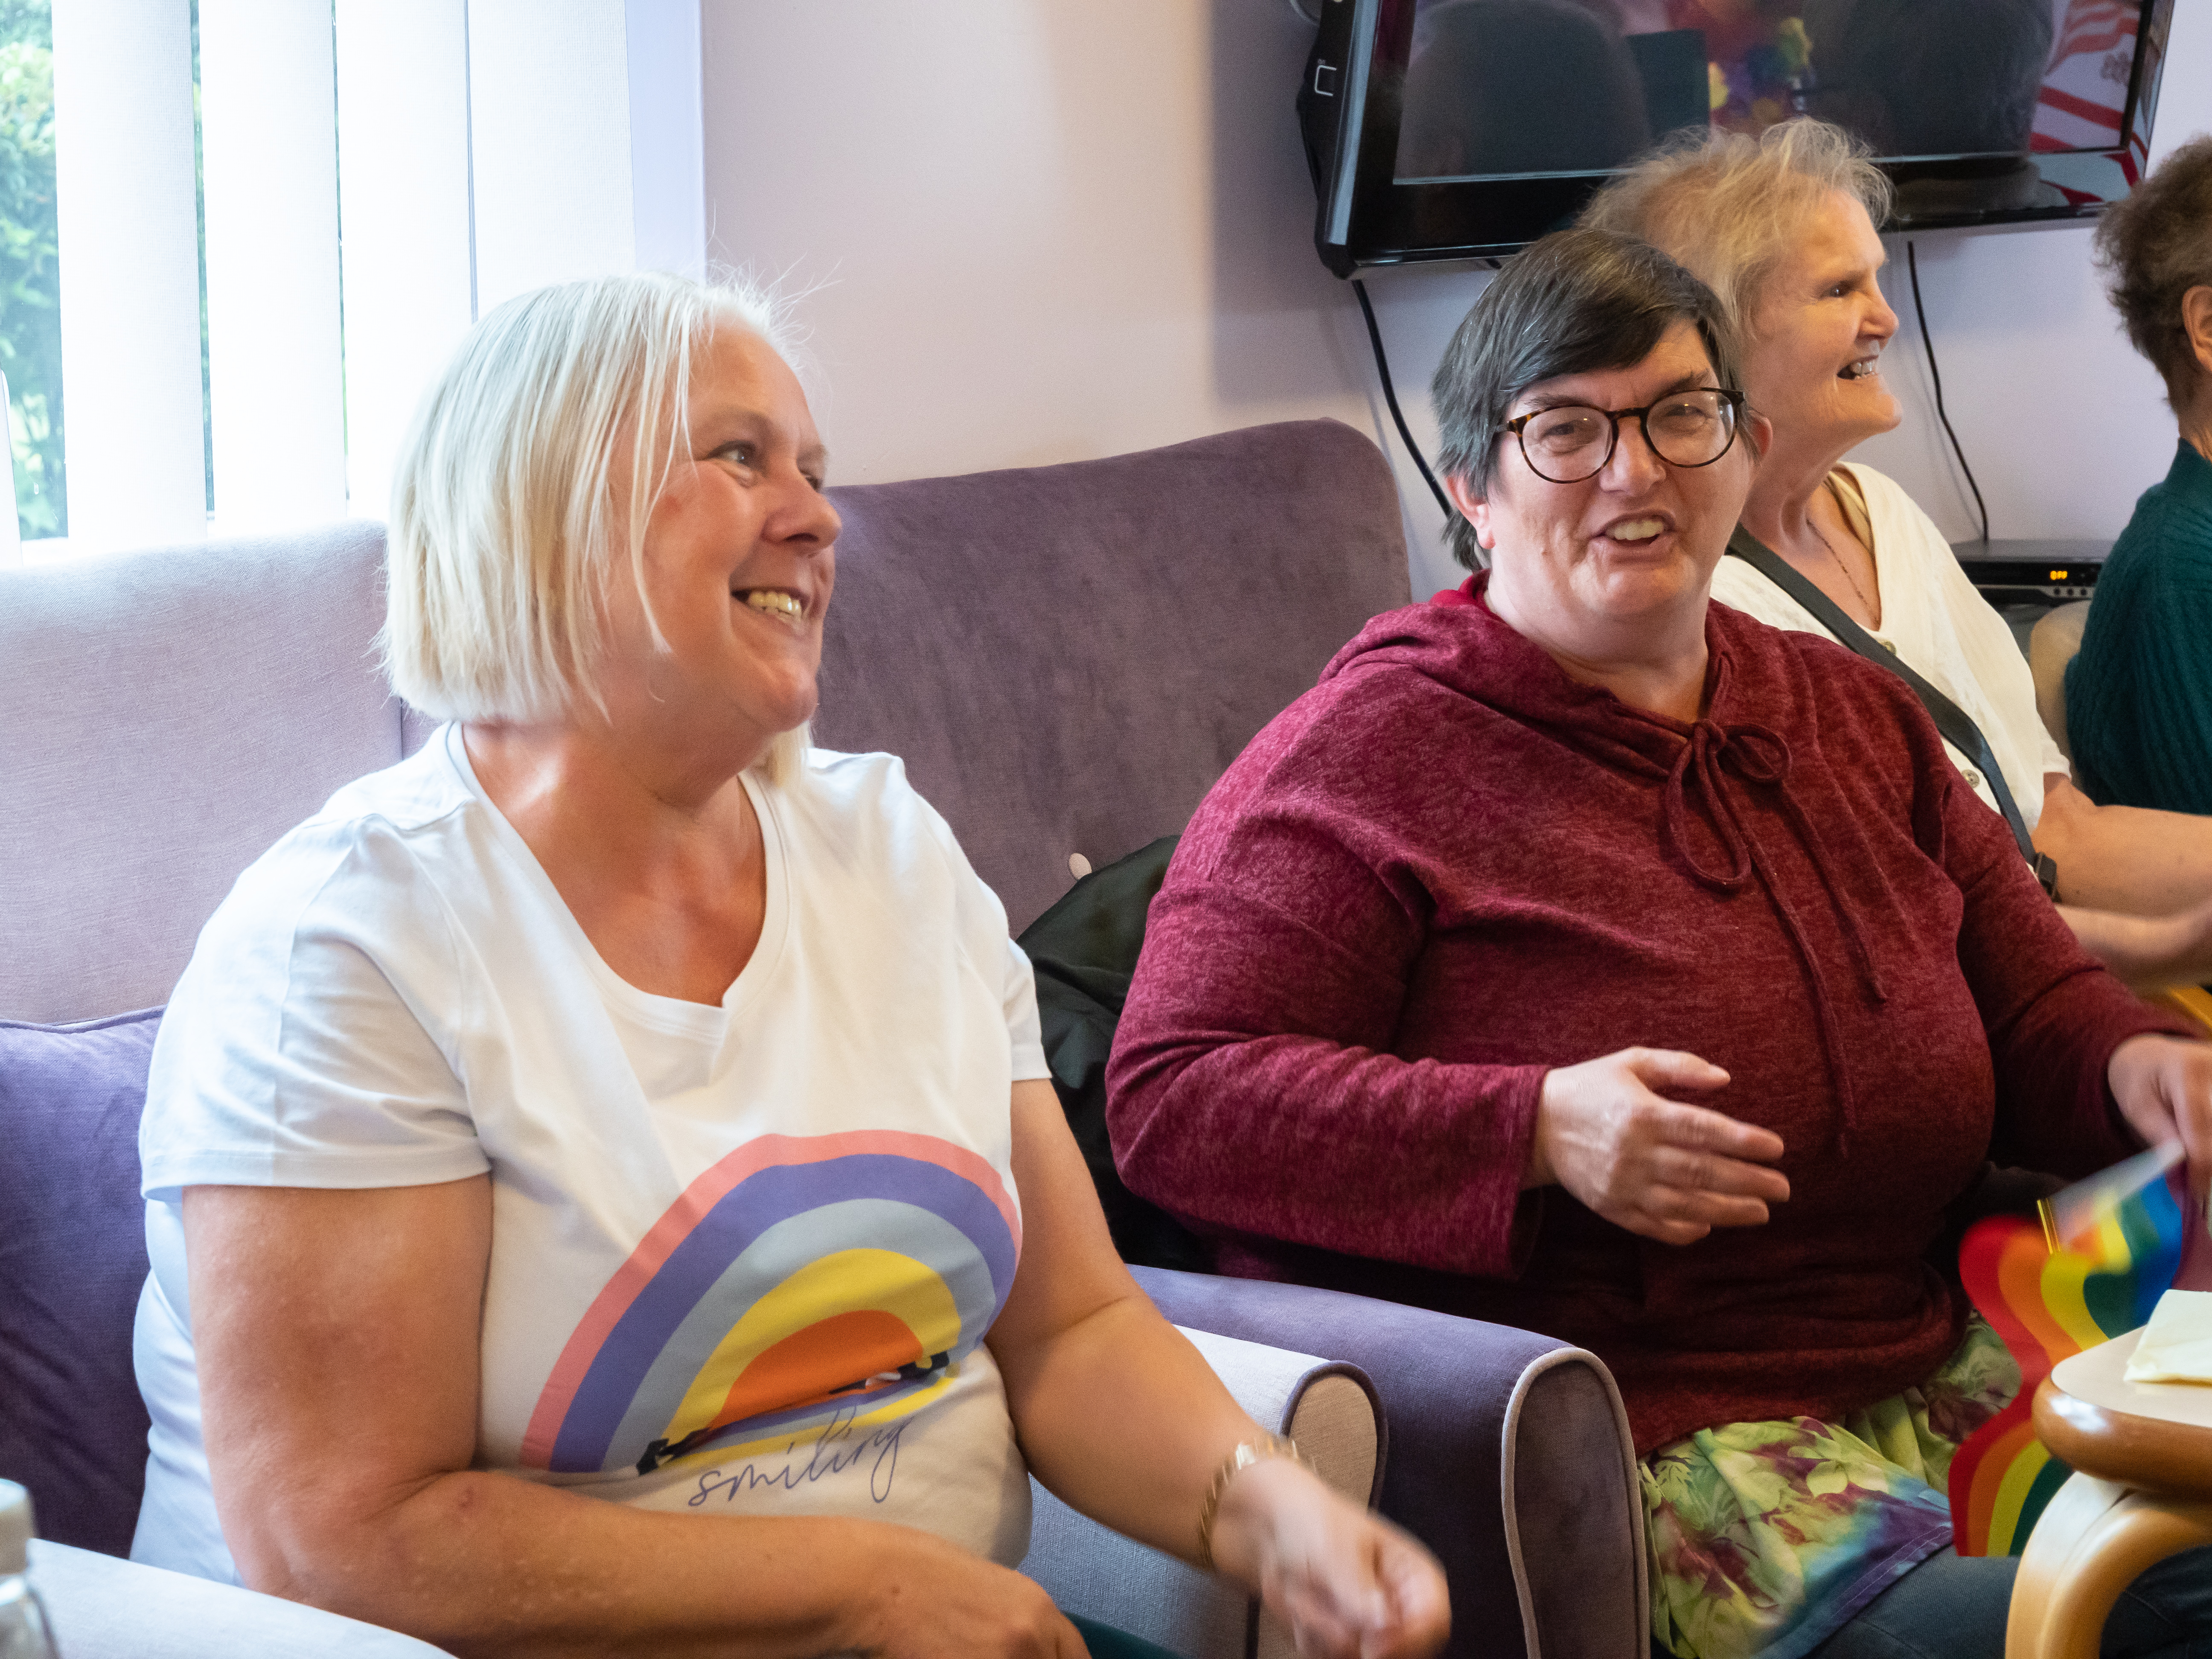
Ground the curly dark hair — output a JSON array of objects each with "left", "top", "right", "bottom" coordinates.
[{"left": 2094, "top": 135, "right": 2212, "bottom": 410}]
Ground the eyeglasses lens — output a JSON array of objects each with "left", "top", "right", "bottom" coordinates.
[
  {"left": 1520, "top": 393, "right": 1737, "bottom": 483},
  {"left": 1522, "top": 409, "right": 1610, "bottom": 478}
]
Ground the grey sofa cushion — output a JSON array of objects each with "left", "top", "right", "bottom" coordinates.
[
  {"left": 0, "top": 523, "right": 406, "bottom": 1023},
  {"left": 0, "top": 1008, "right": 162, "bottom": 1555},
  {"left": 814, "top": 419, "right": 1409, "bottom": 933}
]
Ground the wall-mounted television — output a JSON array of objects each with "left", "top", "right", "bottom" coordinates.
[{"left": 1298, "top": 0, "right": 2180, "bottom": 275}]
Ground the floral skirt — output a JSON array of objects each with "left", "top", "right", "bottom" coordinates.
[{"left": 1643, "top": 1316, "right": 2021, "bottom": 1659}]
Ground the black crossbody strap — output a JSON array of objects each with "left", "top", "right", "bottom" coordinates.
[{"left": 1725, "top": 526, "right": 2058, "bottom": 893}]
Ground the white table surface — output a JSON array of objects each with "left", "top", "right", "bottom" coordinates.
[
  {"left": 29, "top": 1540, "right": 452, "bottom": 1658},
  {"left": 2052, "top": 1327, "right": 2212, "bottom": 1430}
]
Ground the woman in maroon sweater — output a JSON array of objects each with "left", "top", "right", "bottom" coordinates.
[{"left": 1106, "top": 231, "right": 2212, "bottom": 1659}]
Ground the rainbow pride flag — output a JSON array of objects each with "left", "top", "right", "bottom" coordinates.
[{"left": 1950, "top": 1145, "right": 2186, "bottom": 1556}]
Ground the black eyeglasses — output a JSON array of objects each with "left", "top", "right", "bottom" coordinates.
[{"left": 1500, "top": 388, "right": 1745, "bottom": 483}]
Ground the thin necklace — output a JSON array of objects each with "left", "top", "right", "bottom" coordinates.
[{"left": 1807, "top": 498, "right": 1876, "bottom": 622}]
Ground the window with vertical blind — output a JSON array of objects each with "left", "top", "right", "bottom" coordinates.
[{"left": 20, "top": 0, "right": 693, "bottom": 568}]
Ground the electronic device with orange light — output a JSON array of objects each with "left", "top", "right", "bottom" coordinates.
[{"left": 1950, "top": 540, "right": 2108, "bottom": 602}]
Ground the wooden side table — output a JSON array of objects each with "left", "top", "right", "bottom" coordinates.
[
  {"left": 2010, "top": 1328, "right": 2212, "bottom": 1659},
  {"left": 2146, "top": 987, "right": 2212, "bottom": 1040}
]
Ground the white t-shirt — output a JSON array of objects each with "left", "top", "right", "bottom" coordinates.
[
  {"left": 1709, "top": 462, "right": 2069, "bottom": 829},
  {"left": 132, "top": 727, "right": 1051, "bottom": 1584}
]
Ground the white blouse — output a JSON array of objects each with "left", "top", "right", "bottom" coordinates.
[{"left": 1709, "top": 462, "right": 2067, "bottom": 830}]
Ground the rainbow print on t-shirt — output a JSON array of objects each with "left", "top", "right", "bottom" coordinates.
[{"left": 520, "top": 1130, "right": 1022, "bottom": 1476}]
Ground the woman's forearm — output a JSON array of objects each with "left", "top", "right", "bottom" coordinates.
[
  {"left": 990, "top": 1085, "right": 1454, "bottom": 1657},
  {"left": 1107, "top": 853, "right": 1542, "bottom": 1275},
  {"left": 2059, "top": 900, "right": 2212, "bottom": 989},
  {"left": 1107, "top": 1029, "right": 1543, "bottom": 1275},
  {"left": 2037, "top": 775, "right": 2212, "bottom": 914},
  {"left": 994, "top": 1291, "right": 1257, "bottom": 1568},
  {"left": 239, "top": 1463, "right": 957, "bottom": 1658},
  {"left": 992, "top": 1084, "right": 1266, "bottom": 1567}
]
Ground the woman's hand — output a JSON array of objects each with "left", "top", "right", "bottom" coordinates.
[
  {"left": 1207, "top": 1458, "right": 1450, "bottom": 1658},
  {"left": 1530, "top": 1047, "right": 1789, "bottom": 1245},
  {"left": 836, "top": 1525, "right": 1092, "bottom": 1657},
  {"left": 2109, "top": 1034, "right": 2212, "bottom": 1200},
  {"left": 988, "top": 1083, "right": 1445, "bottom": 1654}
]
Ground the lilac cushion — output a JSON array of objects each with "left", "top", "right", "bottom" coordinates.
[
  {"left": 815, "top": 419, "right": 1410, "bottom": 932},
  {"left": 0, "top": 524, "right": 403, "bottom": 1024},
  {"left": 0, "top": 1007, "right": 160, "bottom": 1556}
]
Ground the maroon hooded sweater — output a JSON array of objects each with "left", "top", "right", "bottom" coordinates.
[{"left": 1106, "top": 578, "right": 2182, "bottom": 1455}]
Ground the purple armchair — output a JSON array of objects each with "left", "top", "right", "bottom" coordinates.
[{"left": 0, "top": 420, "right": 1644, "bottom": 1657}]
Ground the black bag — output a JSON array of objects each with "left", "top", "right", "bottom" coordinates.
[{"left": 1016, "top": 834, "right": 1211, "bottom": 1272}]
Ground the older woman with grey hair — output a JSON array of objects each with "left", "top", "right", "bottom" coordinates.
[
  {"left": 1109, "top": 227, "right": 2212, "bottom": 1659},
  {"left": 126, "top": 270, "right": 1449, "bottom": 1659},
  {"left": 2066, "top": 137, "right": 2212, "bottom": 818},
  {"left": 1580, "top": 118, "right": 2212, "bottom": 988}
]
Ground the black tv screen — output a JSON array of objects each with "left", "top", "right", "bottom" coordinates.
[{"left": 1298, "top": 0, "right": 2180, "bottom": 274}]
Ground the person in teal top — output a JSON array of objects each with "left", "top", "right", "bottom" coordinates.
[
  {"left": 2068, "top": 136, "right": 2212, "bottom": 815},
  {"left": 2069, "top": 442, "right": 2212, "bottom": 814}
]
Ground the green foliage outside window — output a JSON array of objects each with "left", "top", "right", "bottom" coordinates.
[{"left": 0, "top": 0, "right": 59, "bottom": 538}]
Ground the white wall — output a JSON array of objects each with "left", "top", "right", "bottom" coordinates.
[
  {"left": 701, "top": 0, "right": 2212, "bottom": 602},
  {"left": 628, "top": 0, "right": 707, "bottom": 280},
  {"left": 700, "top": 1, "right": 1421, "bottom": 568}
]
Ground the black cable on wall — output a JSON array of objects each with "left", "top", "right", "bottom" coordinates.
[
  {"left": 1905, "top": 240, "right": 1991, "bottom": 545},
  {"left": 1350, "top": 277, "right": 1457, "bottom": 525}
]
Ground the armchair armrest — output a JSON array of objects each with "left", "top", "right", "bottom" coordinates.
[
  {"left": 31, "top": 1540, "right": 453, "bottom": 1657},
  {"left": 1135, "top": 1267, "right": 1646, "bottom": 1659},
  {"left": 1022, "top": 1324, "right": 1380, "bottom": 1659}
]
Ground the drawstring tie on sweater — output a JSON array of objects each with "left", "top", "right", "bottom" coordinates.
[{"left": 1663, "top": 717, "right": 1889, "bottom": 1153}]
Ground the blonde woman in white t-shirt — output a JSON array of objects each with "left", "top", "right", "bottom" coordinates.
[
  {"left": 1580, "top": 117, "right": 2212, "bottom": 987},
  {"left": 130, "top": 272, "right": 1449, "bottom": 1659}
]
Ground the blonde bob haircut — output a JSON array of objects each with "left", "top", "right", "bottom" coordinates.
[
  {"left": 381, "top": 270, "right": 810, "bottom": 787},
  {"left": 1578, "top": 118, "right": 1892, "bottom": 341}
]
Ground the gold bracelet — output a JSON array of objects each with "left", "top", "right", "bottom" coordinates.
[{"left": 1195, "top": 1434, "right": 1305, "bottom": 1574}]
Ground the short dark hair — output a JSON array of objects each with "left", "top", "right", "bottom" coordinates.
[
  {"left": 1431, "top": 227, "right": 1740, "bottom": 568},
  {"left": 2095, "top": 134, "right": 2212, "bottom": 411}
]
